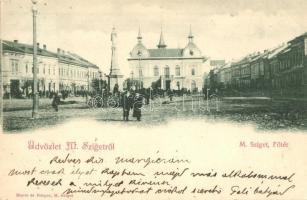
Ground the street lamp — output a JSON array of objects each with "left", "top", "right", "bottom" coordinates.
[
  {"left": 206, "top": 88, "right": 210, "bottom": 112},
  {"left": 86, "top": 71, "right": 90, "bottom": 103},
  {"left": 98, "top": 71, "right": 102, "bottom": 94},
  {"left": 130, "top": 71, "right": 134, "bottom": 89},
  {"left": 98, "top": 71, "right": 103, "bottom": 107},
  {"left": 32, "top": 0, "right": 39, "bottom": 118}
]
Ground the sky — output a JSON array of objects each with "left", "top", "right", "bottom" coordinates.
[{"left": 2, "top": 0, "right": 307, "bottom": 76}]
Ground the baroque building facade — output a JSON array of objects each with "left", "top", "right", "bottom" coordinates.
[
  {"left": 127, "top": 28, "right": 208, "bottom": 92},
  {"left": 2, "top": 40, "right": 100, "bottom": 98}
]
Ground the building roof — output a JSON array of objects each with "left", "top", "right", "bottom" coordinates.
[
  {"left": 148, "top": 48, "right": 183, "bottom": 57},
  {"left": 2, "top": 40, "right": 99, "bottom": 69},
  {"left": 288, "top": 32, "right": 307, "bottom": 44},
  {"left": 232, "top": 54, "right": 255, "bottom": 66},
  {"left": 210, "top": 59, "right": 226, "bottom": 66},
  {"left": 58, "top": 52, "right": 99, "bottom": 69},
  {"left": 3, "top": 40, "right": 57, "bottom": 58},
  {"left": 267, "top": 43, "right": 289, "bottom": 59}
]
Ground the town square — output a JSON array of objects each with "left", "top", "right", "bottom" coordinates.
[{"left": 1, "top": 0, "right": 307, "bottom": 133}]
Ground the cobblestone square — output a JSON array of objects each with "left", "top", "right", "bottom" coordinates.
[{"left": 2, "top": 96, "right": 307, "bottom": 133}]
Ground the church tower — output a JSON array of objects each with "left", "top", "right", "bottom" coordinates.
[
  {"left": 109, "top": 27, "right": 123, "bottom": 93},
  {"left": 183, "top": 25, "right": 202, "bottom": 57},
  {"left": 157, "top": 28, "right": 167, "bottom": 49}
]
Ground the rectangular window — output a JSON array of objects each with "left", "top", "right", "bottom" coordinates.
[
  {"left": 191, "top": 68, "right": 195, "bottom": 76},
  {"left": 175, "top": 67, "right": 180, "bottom": 76},
  {"left": 259, "top": 63, "right": 264, "bottom": 75},
  {"left": 25, "top": 63, "right": 28, "bottom": 73},
  {"left": 10, "top": 59, "right": 19, "bottom": 74},
  {"left": 164, "top": 67, "right": 170, "bottom": 77},
  {"left": 11, "top": 60, "right": 15, "bottom": 73}
]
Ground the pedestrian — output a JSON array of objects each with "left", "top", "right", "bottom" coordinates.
[
  {"left": 52, "top": 93, "right": 61, "bottom": 112},
  {"left": 121, "top": 90, "right": 133, "bottom": 121},
  {"left": 167, "top": 89, "right": 173, "bottom": 101},
  {"left": 133, "top": 92, "right": 143, "bottom": 121}
]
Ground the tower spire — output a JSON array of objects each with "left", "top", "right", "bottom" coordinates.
[
  {"left": 188, "top": 24, "right": 194, "bottom": 43},
  {"left": 157, "top": 26, "right": 167, "bottom": 48},
  {"left": 137, "top": 25, "right": 142, "bottom": 43}
]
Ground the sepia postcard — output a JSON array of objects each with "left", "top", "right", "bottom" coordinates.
[{"left": 0, "top": 0, "right": 307, "bottom": 199}]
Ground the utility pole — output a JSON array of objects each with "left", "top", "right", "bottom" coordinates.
[{"left": 32, "top": 0, "right": 39, "bottom": 118}]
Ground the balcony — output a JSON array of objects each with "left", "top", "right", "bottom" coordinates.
[{"left": 161, "top": 74, "right": 173, "bottom": 80}]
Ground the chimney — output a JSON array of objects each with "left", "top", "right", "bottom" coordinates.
[
  {"left": 37, "top": 42, "right": 40, "bottom": 48},
  {"left": 57, "top": 48, "right": 61, "bottom": 54},
  {"left": 43, "top": 44, "right": 46, "bottom": 50},
  {"left": 13, "top": 40, "right": 18, "bottom": 43}
]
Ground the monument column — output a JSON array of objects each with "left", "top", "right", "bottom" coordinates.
[{"left": 109, "top": 27, "right": 123, "bottom": 93}]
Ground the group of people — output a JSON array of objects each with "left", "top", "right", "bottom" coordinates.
[
  {"left": 50, "top": 88, "right": 145, "bottom": 121},
  {"left": 121, "top": 89, "right": 143, "bottom": 121}
]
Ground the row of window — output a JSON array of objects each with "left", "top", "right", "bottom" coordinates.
[
  {"left": 137, "top": 66, "right": 196, "bottom": 77},
  {"left": 231, "top": 64, "right": 266, "bottom": 78},
  {"left": 224, "top": 67, "right": 303, "bottom": 88},
  {"left": 59, "top": 67, "right": 96, "bottom": 79},
  {"left": 272, "top": 71, "right": 303, "bottom": 88},
  {"left": 9, "top": 59, "right": 98, "bottom": 79},
  {"left": 11, "top": 60, "right": 56, "bottom": 76},
  {"left": 251, "top": 63, "right": 264, "bottom": 77},
  {"left": 271, "top": 59, "right": 303, "bottom": 74},
  {"left": 280, "top": 50, "right": 304, "bottom": 70}
]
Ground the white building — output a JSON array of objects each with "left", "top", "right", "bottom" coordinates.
[
  {"left": 1, "top": 40, "right": 100, "bottom": 98},
  {"left": 128, "top": 28, "right": 209, "bottom": 92},
  {"left": 57, "top": 49, "right": 100, "bottom": 94}
]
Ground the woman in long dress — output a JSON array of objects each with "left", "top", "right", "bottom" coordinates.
[{"left": 133, "top": 93, "right": 143, "bottom": 121}]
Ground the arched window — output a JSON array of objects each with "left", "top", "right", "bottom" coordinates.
[
  {"left": 154, "top": 66, "right": 159, "bottom": 76},
  {"left": 137, "top": 50, "right": 142, "bottom": 56},
  {"left": 175, "top": 66, "right": 180, "bottom": 76}
]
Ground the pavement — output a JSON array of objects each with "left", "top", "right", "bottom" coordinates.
[{"left": 2, "top": 96, "right": 307, "bottom": 133}]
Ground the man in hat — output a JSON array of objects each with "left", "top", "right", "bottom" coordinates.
[{"left": 121, "top": 89, "right": 133, "bottom": 121}]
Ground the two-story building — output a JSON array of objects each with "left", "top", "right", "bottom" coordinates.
[
  {"left": 127, "top": 28, "right": 208, "bottom": 92},
  {"left": 2, "top": 40, "right": 100, "bottom": 98}
]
